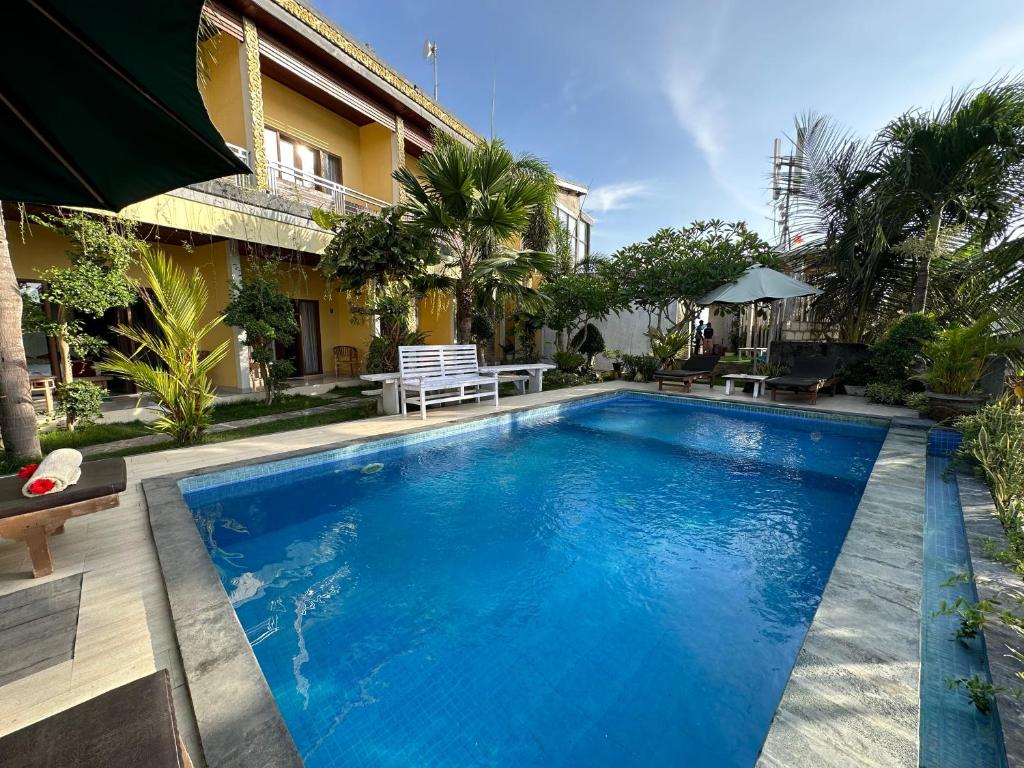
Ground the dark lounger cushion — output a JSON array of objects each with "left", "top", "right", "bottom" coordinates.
[
  {"left": 0, "top": 458, "right": 127, "bottom": 520},
  {"left": 655, "top": 355, "right": 720, "bottom": 378}
]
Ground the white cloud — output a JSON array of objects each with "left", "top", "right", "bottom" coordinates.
[{"left": 586, "top": 181, "right": 650, "bottom": 213}]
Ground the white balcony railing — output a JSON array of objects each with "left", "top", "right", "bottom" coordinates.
[{"left": 221, "top": 143, "right": 387, "bottom": 216}]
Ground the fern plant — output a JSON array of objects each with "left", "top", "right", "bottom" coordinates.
[
  {"left": 916, "top": 317, "right": 1022, "bottom": 395},
  {"left": 101, "top": 249, "right": 229, "bottom": 445}
]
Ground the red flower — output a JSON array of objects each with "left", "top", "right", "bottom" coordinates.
[
  {"left": 17, "top": 463, "right": 38, "bottom": 479},
  {"left": 28, "top": 478, "right": 55, "bottom": 495}
]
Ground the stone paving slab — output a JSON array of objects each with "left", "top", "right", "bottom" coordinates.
[{"left": 757, "top": 427, "right": 927, "bottom": 767}]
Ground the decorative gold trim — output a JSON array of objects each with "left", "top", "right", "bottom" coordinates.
[
  {"left": 243, "top": 17, "right": 270, "bottom": 190},
  {"left": 269, "top": 0, "right": 479, "bottom": 145},
  {"left": 395, "top": 117, "right": 405, "bottom": 166}
]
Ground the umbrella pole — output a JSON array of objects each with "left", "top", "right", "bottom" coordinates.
[{"left": 0, "top": 203, "right": 42, "bottom": 458}]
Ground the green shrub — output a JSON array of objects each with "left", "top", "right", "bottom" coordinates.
[
  {"left": 553, "top": 350, "right": 586, "bottom": 373},
  {"left": 621, "top": 354, "right": 659, "bottom": 382},
  {"left": 869, "top": 312, "right": 939, "bottom": 383},
  {"left": 916, "top": 317, "right": 1023, "bottom": 395},
  {"left": 904, "top": 391, "right": 929, "bottom": 412},
  {"left": 545, "top": 369, "right": 602, "bottom": 389},
  {"left": 471, "top": 314, "right": 495, "bottom": 345},
  {"left": 55, "top": 381, "right": 104, "bottom": 430},
  {"left": 571, "top": 324, "right": 605, "bottom": 357},
  {"left": 956, "top": 397, "right": 1024, "bottom": 534},
  {"left": 865, "top": 381, "right": 906, "bottom": 405}
]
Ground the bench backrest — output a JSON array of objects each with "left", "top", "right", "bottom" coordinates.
[{"left": 398, "top": 344, "right": 479, "bottom": 380}]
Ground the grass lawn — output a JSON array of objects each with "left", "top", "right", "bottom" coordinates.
[
  {"left": 209, "top": 393, "right": 334, "bottom": 422},
  {"left": 86, "top": 400, "right": 377, "bottom": 462}
]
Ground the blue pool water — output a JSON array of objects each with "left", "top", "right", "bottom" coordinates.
[{"left": 184, "top": 393, "right": 887, "bottom": 767}]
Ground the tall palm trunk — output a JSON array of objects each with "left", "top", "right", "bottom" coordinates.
[
  {"left": 911, "top": 207, "right": 943, "bottom": 313},
  {"left": 455, "top": 278, "right": 473, "bottom": 344},
  {"left": 0, "top": 204, "right": 42, "bottom": 459}
]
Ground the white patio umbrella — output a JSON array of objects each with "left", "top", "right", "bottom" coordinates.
[{"left": 698, "top": 264, "right": 821, "bottom": 372}]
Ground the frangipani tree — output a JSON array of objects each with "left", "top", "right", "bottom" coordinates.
[{"left": 393, "top": 133, "right": 556, "bottom": 343}]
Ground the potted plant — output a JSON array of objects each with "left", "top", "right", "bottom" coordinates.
[
  {"left": 915, "top": 318, "right": 1022, "bottom": 422},
  {"left": 604, "top": 348, "right": 624, "bottom": 376}
]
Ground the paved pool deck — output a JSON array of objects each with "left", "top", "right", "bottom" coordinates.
[{"left": 0, "top": 382, "right": 923, "bottom": 766}]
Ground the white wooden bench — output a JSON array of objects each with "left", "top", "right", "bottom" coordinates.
[
  {"left": 398, "top": 345, "right": 499, "bottom": 420},
  {"left": 496, "top": 374, "right": 530, "bottom": 395}
]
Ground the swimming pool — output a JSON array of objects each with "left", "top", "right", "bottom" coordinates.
[{"left": 183, "top": 392, "right": 888, "bottom": 767}]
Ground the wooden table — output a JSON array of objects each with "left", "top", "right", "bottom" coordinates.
[
  {"left": 722, "top": 373, "right": 770, "bottom": 398},
  {"left": 479, "top": 363, "right": 555, "bottom": 394},
  {"left": 29, "top": 375, "right": 56, "bottom": 415}
]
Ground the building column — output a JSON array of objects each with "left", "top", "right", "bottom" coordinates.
[
  {"left": 391, "top": 116, "right": 406, "bottom": 202},
  {"left": 240, "top": 17, "right": 269, "bottom": 191},
  {"left": 226, "top": 240, "right": 253, "bottom": 392}
]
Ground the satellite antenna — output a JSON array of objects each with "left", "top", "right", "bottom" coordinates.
[{"left": 423, "top": 40, "right": 438, "bottom": 101}]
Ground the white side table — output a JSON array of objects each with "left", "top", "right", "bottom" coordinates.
[{"left": 723, "top": 373, "right": 770, "bottom": 398}]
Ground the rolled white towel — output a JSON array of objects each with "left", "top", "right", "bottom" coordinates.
[{"left": 22, "top": 448, "right": 84, "bottom": 497}]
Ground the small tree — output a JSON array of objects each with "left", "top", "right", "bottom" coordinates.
[
  {"left": 314, "top": 206, "right": 440, "bottom": 370},
  {"left": 606, "top": 220, "right": 776, "bottom": 333},
  {"left": 32, "top": 211, "right": 140, "bottom": 385},
  {"left": 223, "top": 260, "right": 298, "bottom": 404},
  {"left": 101, "top": 250, "right": 229, "bottom": 445}
]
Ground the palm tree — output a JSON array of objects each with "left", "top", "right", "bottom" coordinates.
[
  {"left": 0, "top": 205, "right": 41, "bottom": 459},
  {"left": 102, "top": 249, "right": 229, "bottom": 445},
  {"left": 872, "top": 80, "right": 1024, "bottom": 312},
  {"left": 394, "top": 133, "right": 556, "bottom": 343}
]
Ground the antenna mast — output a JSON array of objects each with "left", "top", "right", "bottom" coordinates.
[{"left": 423, "top": 40, "right": 438, "bottom": 101}]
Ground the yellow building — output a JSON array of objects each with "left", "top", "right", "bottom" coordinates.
[{"left": 5, "top": 0, "right": 591, "bottom": 393}]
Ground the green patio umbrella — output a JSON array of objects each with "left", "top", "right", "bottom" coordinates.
[
  {"left": 1, "top": 0, "right": 250, "bottom": 209},
  {"left": 698, "top": 264, "right": 821, "bottom": 373},
  {"left": 0, "top": 0, "right": 250, "bottom": 458}
]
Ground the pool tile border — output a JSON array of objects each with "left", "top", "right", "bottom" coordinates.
[
  {"left": 756, "top": 426, "right": 927, "bottom": 768},
  {"left": 147, "top": 388, "right": 899, "bottom": 768}
]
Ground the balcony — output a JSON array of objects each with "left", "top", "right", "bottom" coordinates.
[{"left": 223, "top": 143, "right": 387, "bottom": 216}]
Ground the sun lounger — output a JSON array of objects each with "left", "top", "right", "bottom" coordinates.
[
  {"left": 0, "top": 670, "right": 194, "bottom": 768},
  {"left": 0, "top": 457, "right": 127, "bottom": 577},
  {"left": 765, "top": 355, "right": 840, "bottom": 405},
  {"left": 653, "top": 354, "right": 721, "bottom": 392},
  {"left": 399, "top": 345, "right": 499, "bottom": 420}
]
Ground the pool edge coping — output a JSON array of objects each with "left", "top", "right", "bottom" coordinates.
[
  {"left": 756, "top": 425, "right": 927, "bottom": 767},
  {"left": 146, "top": 386, "right": 899, "bottom": 768}
]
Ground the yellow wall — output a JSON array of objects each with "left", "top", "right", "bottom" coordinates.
[
  {"left": 403, "top": 152, "right": 422, "bottom": 178},
  {"left": 556, "top": 189, "right": 584, "bottom": 217},
  {"left": 359, "top": 123, "right": 396, "bottom": 203},
  {"left": 262, "top": 76, "right": 364, "bottom": 191},
  {"left": 5, "top": 222, "right": 241, "bottom": 388},
  {"left": 257, "top": 260, "right": 373, "bottom": 375},
  {"left": 417, "top": 292, "right": 454, "bottom": 345},
  {"left": 198, "top": 33, "right": 247, "bottom": 147}
]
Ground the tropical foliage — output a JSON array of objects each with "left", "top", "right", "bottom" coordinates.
[
  {"left": 222, "top": 259, "right": 298, "bottom": 404},
  {"left": 784, "top": 80, "right": 1024, "bottom": 341},
  {"left": 394, "top": 132, "right": 557, "bottom": 343},
  {"left": 915, "top": 317, "right": 1022, "bottom": 395},
  {"left": 32, "top": 211, "right": 141, "bottom": 394},
  {"left": 101, "top": 250, "right": 229, "bottom": 445},
  {"left": 604, "top": 220, "right": 775, "bottom": 331}
]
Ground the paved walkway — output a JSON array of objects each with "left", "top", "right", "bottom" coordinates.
[{"left": 0, "top": 383, "right": 916, "bottom": 765}]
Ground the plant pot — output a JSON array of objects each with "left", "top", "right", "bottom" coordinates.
[{"left": 925, "top": 391, "right": 987, "bottom": 423}]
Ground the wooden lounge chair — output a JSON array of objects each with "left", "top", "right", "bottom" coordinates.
[
  {"left": 765, "top": 355, "right": 840, "bottom": 405},
  {"left": 0, "top": 457, "right": 127, "bottom": 578},
  {"left": 0, "top": 670, "right": 194, "bottom": 768},
  {"left": 399, "top": 345, "right": 499, "bottom": 420},
  {"left": 654, "top": 354, "right": 721, "bottom": 392}
]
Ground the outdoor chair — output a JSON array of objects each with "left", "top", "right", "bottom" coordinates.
[
  {"left": 765, "top": 355, "right": 840, "bottom": 405},
  {"left": 0, "top": 457, "right": 127, "bottom": 577},
  {"left": 653, "top": 354, "right": 721, "bottom": 392},
  {"left": 333, "top": 345, "right": 360, "bottom": 377}
]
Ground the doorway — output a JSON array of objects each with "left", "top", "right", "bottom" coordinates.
[{"left": 276, "top": 299, "right": 322, "bottom": 376}]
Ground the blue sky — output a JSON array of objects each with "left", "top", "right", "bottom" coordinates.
[{"left": 320, "top": 0, "right": 1024, "bottom": 253}]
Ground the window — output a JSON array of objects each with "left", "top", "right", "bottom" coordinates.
[
  {"left": 555, "top": 206, "right": 590, "bottom": 262},
  {"left": 263, "top": 127, "right": 341, "bottom": 187}
]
